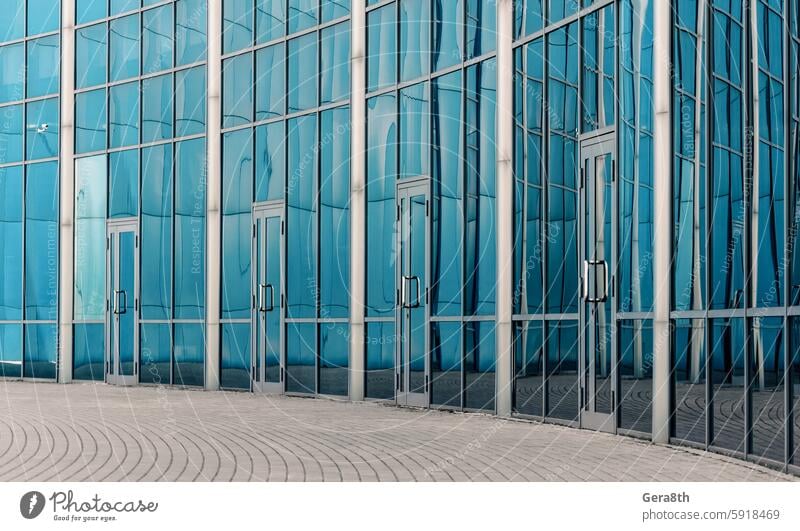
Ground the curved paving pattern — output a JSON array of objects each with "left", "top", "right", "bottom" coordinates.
[{"left": 0, "top": 381, "right": 793, "bottom": 482}]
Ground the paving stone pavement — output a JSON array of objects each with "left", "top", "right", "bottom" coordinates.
[{"left": 0, "top": 381, "right": 793, "bottom": 482}]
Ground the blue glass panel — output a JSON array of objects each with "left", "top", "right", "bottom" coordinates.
[
  {"left": 27, "top": 35, "right": 59, "bottom": 98},
  {"left": 224, "top": 0, "right": 253, "bottom": 53},
  {"left": 140, "top": 323, "right": 171, "bottom": 384},
  {"left": 73, "top": 323, "right": 104, "bottom": 381},
  {"left": 366, "top": 94, "right": 396, "bottom": 317},
  {"left": 433, "top": 0, "right": 463, "bottom": 71},
  {"left": 27, "top": 0, "right": 59, "bottom": 36},
  {"left": 141, "top": 145, "right": 173, "bottom": 320},
  {"left": 546, "top": 186, "right": 578, "bottom": 313},
  {"left": 618, "top": 320, "right": 653, "bottom": 432},
  {"left": 549, "top": 0, "right": 578, "bottom": 23},
  {"left": 109, "top": 81, "right": 140, "bottom": 148},
  {"left": 287, "top": 33, "right": 317, "bottom": 112},
  {"left": 514, "top": 0, "right": 543, "bottom": 38},
  {"left": 76, "top": 89, "right": 107, "bottom": 154},
  {"left": 619, "top": 0, "right": 654, "bottom": 313},
  {"left": 174, "top": 323, "right": 205, "bottom": 386},
  {"left": 110, "top": 15, "right": 140, "bottom": 82},
  {"left": 755, "top": 144, "right": 785, "bottom": 307},
  {"left": 399, "top": 82, "right": 429, "bottom": 178},
  {"left": 221, "top": 323, "right": 251, "bottom": 389},
  {"left": 256, "top": 42, "right": 286, "bottom": 120},
  {"left": 321, "top": 22, "right": 350, "bottom": 104},
  {"left": 222, "top": 129, "right": 253, "bottom": 320},
  {"left": 77, "top": 0, "right": 107, "bottom": 25},
  {"left": 0, "top": 166, "right": 22, "bottom": 320},
  {"left": 320, "top": 107, "right": 350, "bottom": 319},
  {"left": 431, "top": 71, "right": 462, "bottom": 316},
  {"left": 176, "top": 66, "right": 206, "bottom": 136},
  {"left": 709, "top": 149, "right": 745, "bottom": 309},
  {"left": 143, "top": 5, "right": 174, "bottom": 75},
  {"left": 176, "top": 0, "right": 207, "bottom": 65},
  {"left": 400, "top": 0, "right": 430, "bottom": 81},
  {"left": 256, "top": 0, "right": 286, "bottom": 43},
  {"left": 0, "top": 1, "right": 24, "bottom": 43},
  {"left": 286, "top": 322, "right": 316, "bottom": 393},
  {"left": 464, "top": 321, "right": 495, "bottom": 410},
  {"left": 109, "top": 149, "right": 139, "bottom": 218},
  {"left": 0, "top": 104, "right": 23, "bottom": 164},
  {"left": 513, "top": 321, "right": 544, "bottom": 415},
  {"left": 581, "top": 6, "right": 615, "bottom": 132},
  {"left": 367, "top": 5, "right": 397, "bottom": 92},
  {"left": 523, "top": 185, "right": 543, "bottom": 314},
  {"left": 322, "top": 0, "right": 350, "bottom": 22},
  {"left": 76, "top": 23, "right": 107, "bottom": 89},
  {"left": 23, "top": 323, "right": 57, "bottom": 379},
  {"left": 288, "top": 0, "right": 317, "bottom": 34},
  {"left": 546, "top": 319, "right": 579, "bottom": 420},
  {"left": 710, "top": 318, "right": 746, "bottom": 452},
  {"left": 24, "top": 162, "right": 58, "bottom": 321},
  {"left": 750, "top": 316, "right": 785, "bottom": 462},
  {"left": 111, "top": 0, "right": 140, "bottom": 16},
  {"left": 0, "top": 44, "right": 24, "bottom": 103},
  {"left": 431, "top": 321, "right": 462, "bottom": 407},
  {"left": 319, "top": 323, "right": 348, "bottom": 396},
  {"left": 466, "top": 0, "right": 496, "bottom": 59},
  {"left": 0, "top": 324, "right": 22, "bottom": 378},
  {"left": 174, "top": 138, "right": 206, "bottom": 319},
  {"left": 223, "top": 53, "right": 253, "bottom": 128},
  {"left": 74, "top": 155, "right": 107, "bottom": 321},
  {"left": 287, "top": 115, "right": 317, "bottom": 318},
  {"left": 365, "top": 321, "right": 394, "bottom": 399},
  {"left": 26, "top": 98, "right": 59, "bottom": 160},
  {"left": 255, "top": 121, "right": 285, "bottom": 202},
  {"left": 464, "top": 60, "right": 497, "bottom": 316},
  {"left": 142, "top": 74, "right": 173, "bottom": 142}
]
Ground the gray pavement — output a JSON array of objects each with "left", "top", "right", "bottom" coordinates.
[{"left": 0, "top": 381, "right": 793, "bottom": 482}]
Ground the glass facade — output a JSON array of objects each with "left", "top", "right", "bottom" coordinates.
[
  {"left": 363, "top": 0, "right": 498, "bottom": 411},
  {"left": 0, "top": 0, "right": 798, "bottom": 474},
  {"left": 221, "top": 0, "right": 351, "bottom": 394},
  {"left": 0, "top": 0, "right": 60, "bottom": 379},
  {"left": 73, "top": 0, "right": 208, "bottom": 385},
  {"left": 669, "top": 0, "right": 800, "bottom": 471}
]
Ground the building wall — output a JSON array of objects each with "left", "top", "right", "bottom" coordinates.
[
  {"left": 0, "top": 0, "right": 798, "bottom": 473},
  {"left": 0, "top": 0, "right": 61, "bottom": 380}
]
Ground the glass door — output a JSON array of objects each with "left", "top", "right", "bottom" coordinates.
[
  {"left": 579, "top": 134, "right": 616, "bottom": 432},
  {"left": 106, "top": 220, "right": 139, "bottom": 386},
  {"left": 252, "top": 203, "right": 284, "bottom": 393},
  {"left": 396, "top": 180, "right": 430, "bottom": 407}
]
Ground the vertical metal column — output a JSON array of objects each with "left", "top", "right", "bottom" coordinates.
[
  {"left": 349, "top": 0, "right": 367, "bottom": 401},
  {"left": 651, "top": 0, "right": 674, "bottom": 443},
  {"left": 205, "top": 0, "right": 222, "bottom": 390},
  {"left": 58, "top": 0, "right": 75, "bottom": 383},
  {"left": 495, "top": 0, "right": 514, "bottom": 417}
]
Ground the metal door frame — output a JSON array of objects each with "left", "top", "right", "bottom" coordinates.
[
  {"left": 252, "top": 201, "right": 285, "bottom": 393},
  {"left": 395, "top": 178, "right": 431, "bottom": 408},
  {"left": 105, "top": 218, "right": 139, "bottom": 386},
  {"left": 579, "top": 132, "right": 617, "bottom": 432}
]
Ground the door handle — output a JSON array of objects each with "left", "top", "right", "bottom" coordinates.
[
  {"left": 599, "top": 260, "right": 609, "bottom": 302},
  {"left": 265, "top": 284, "right": 275, "bottom": 312},
  {"left": 583, "top": 260, "right": 608, "bottom": 303},
  {"left": 402, "top": 276, "right": 421, "bottom": 308},
  {"left": 582, "top": 260, "right": 589, "bottom": 301},
  {"left": 258, "top": 284, "right": 275, "bottom": 312},
  {"left": 113, "top": 290, "right": 127, "bottom": 314}
]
